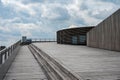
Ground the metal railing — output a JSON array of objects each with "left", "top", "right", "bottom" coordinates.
[
  {"left": 0, "top": 40, "right": 21, "bottom": 65},
  {"left": 32, "top": 38, "right": 56, "bottom": 43}
]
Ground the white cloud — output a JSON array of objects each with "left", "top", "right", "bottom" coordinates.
[
  {"left": 41, "top": 4, "right": 59, "bottom": 20},
  {"left": 0, "top": 17, "right": 21, "bottom": 32},
  {"left": 66, "top": 0, "right": 120, "bottom": 26},
  {"left": 1, "top": 0, "right": 119, "bottom": 25},
  {"left": 0, "top": 33, "right": 20, "bottom": 46},
  {"left": 0, "top": 26, "right": 11, "bottom": 32},
  {"left": 1, "top": 0, "right": 39, "bottom": 16},
  {"left": 0, "top": 0, "right": 120, "bottom": 46},
  {"left": 66, "top": 0, "right": 99, "bottom": 26},
  {"left": 40, "top": 3, "right": 69, "bottom": 20},
  {"left": 16, "top": 23, "right": 39, "bottom": 37},
  {"left": 68, "top": 24, "right": 78, "bottom": 28},
  {"left": 0, "top": 17, "right": 21, "bottom": 24}
]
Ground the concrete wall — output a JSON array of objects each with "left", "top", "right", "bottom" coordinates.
[
  {"left": 87, "top": 9, "right": 120, "bottom": 51},
  {"left": 57, "top": 27, "right": 94, "bottom": 45}
]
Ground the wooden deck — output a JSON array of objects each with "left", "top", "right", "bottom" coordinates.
[
  {"left": 33, "top": 42, "right": 120, "bottom": 80},
  {"left": 1, "top": 42, "right": 120, "bottom": 80},
  {"left": 3, "top": 46, "right": 47, "bottom": 80}
]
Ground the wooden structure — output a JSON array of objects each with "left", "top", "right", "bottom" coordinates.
[
  {"left": 57, "top": 27, "right": 94, "bottom": 45},
  {"left": 87, "top": 9, "right": 120, "bottom": 51},
  {"left": 0, "top": 41, "right": 21, "bottom": 80}
]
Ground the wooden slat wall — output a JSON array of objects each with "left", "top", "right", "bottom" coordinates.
[
  {"left": 57, "top": 27, "right": 94, "bottom": 45},
  {"left": 87, "top": 9, "right": 120, "bottom": 51}
]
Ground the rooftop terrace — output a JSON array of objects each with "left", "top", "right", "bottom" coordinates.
[
  {"left": 33, "top": 42, "right": 120, "bottom": 80},
  {"left": 0, "top": 41, "right": 120, "bottom": 80}
]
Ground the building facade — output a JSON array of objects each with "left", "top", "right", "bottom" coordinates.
[
  {"left": 57, "top": 9, "right": 120, "bottom": 51},
  {"left": 57, "top": 27, "right": 94, "bottom": 45},
  {"left": 87, "top": 9, "right": 120, "bottom": 51}
]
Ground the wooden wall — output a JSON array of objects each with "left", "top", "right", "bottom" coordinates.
[
  {"left": 57, "top": 27, "right": 94, "bottom": 45},
  {"left": 87, "top": 9, "right": 120, "bottom": 51}
]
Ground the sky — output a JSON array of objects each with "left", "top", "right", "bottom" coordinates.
[{"left": 0, "top": 0, "right": 120, "bottom": 46}]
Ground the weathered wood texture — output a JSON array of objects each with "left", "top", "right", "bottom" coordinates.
[
  {"left": 33, "top": 42, "right": 120, "bottom": 80},
  {"left": 4, "top": 46, "right": 47, "bottom": 80},
  {"left": 29, "top": 44, "right": 81, "bottom": 80},
  {"left": 0, "top": 40, "right": 21, "bottom": 80},
  {"left": 87, "top": 9, "right": 120, "bottom": 51},
  {"left": 57, "top": 27, "right": 94, "bottom": 45}
]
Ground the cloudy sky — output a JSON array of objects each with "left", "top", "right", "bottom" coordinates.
[{"left": 0, "top": 0, "right": 120, "bottom": 46}]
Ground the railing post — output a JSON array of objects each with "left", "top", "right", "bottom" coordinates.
[
  {"left": 0, "top": 53, "right": 2, "bottom": 64},
  {"left": 4, "top": 50, "right": 7, "bottom": 61},
  {"left": 8, "top": 48, "right": 10, "bottom": 57},
  {"left": 5, "top": 49, "right": 8, "bottom": 61},
  {"left": 11, "top": 46, "right": 12, "bottom": 54}
]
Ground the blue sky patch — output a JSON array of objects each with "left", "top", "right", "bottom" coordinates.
[{"left": 0, "top": 0, "right": 120, "bottom": 46}]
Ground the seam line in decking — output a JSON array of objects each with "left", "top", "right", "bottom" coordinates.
[{"left": 3, "top": 45, "right": 47, "bottom": 80}]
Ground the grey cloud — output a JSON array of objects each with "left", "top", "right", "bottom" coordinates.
[
  {"left": 0, "top": 0, "right": 120, "bottom": 46},
  {"left": 100, "top": 0, "right": 120, "bottom": 5},
  {"left": 50, "top": 7, "right": 70, "bottom": 21},
  {"left": 44, "top": 0, "right": 73, "bottom": 4},
  {"left": 41, "top": 4, "right": 70, "bottom": 21}
]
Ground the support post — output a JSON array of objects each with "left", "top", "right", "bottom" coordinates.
[
  {"left": 0, "top": 53, "right": 2, "bottom": 64},
  {"left": 4, "top": 50, "right": 7, "bottom": 61}
]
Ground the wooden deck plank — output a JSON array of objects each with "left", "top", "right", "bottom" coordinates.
[
  {"left": 34, "top": 42, "right": 120, "bottom": 80},
  {"left": 3, "top": 46, "right": 47, "bottom": 80}
]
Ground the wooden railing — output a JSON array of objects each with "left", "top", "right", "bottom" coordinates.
[
  {"left": 0, "top": 40, "right": 21, "bottom": 80},
  {"left": 0, "top": 40, "right": 21, "bottom": 65}
]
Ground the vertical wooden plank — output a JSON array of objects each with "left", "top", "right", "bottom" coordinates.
[
  {"left": 107, "top": 16, "right": 109, "bottom": 50},
  {"left": 87, "top": 31, "right": 89, "bottom": 46},
  {"left": 99, "top": 23, "right": 102, "bottom": 48},
  {"left": 111, "top": 12, "right": 115, "bottom": 50},
  {"left": 118, "top": 10, "right": 120, "bottom": 51},
  {"left": 101, "top": 21, "right": 104, "bottom": 48},
  {"left": 116, "top": 10, "right": 120, "bottom": 51},
  {"left": 87, "top": 9, "right": 120, "bottom": 51}
]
